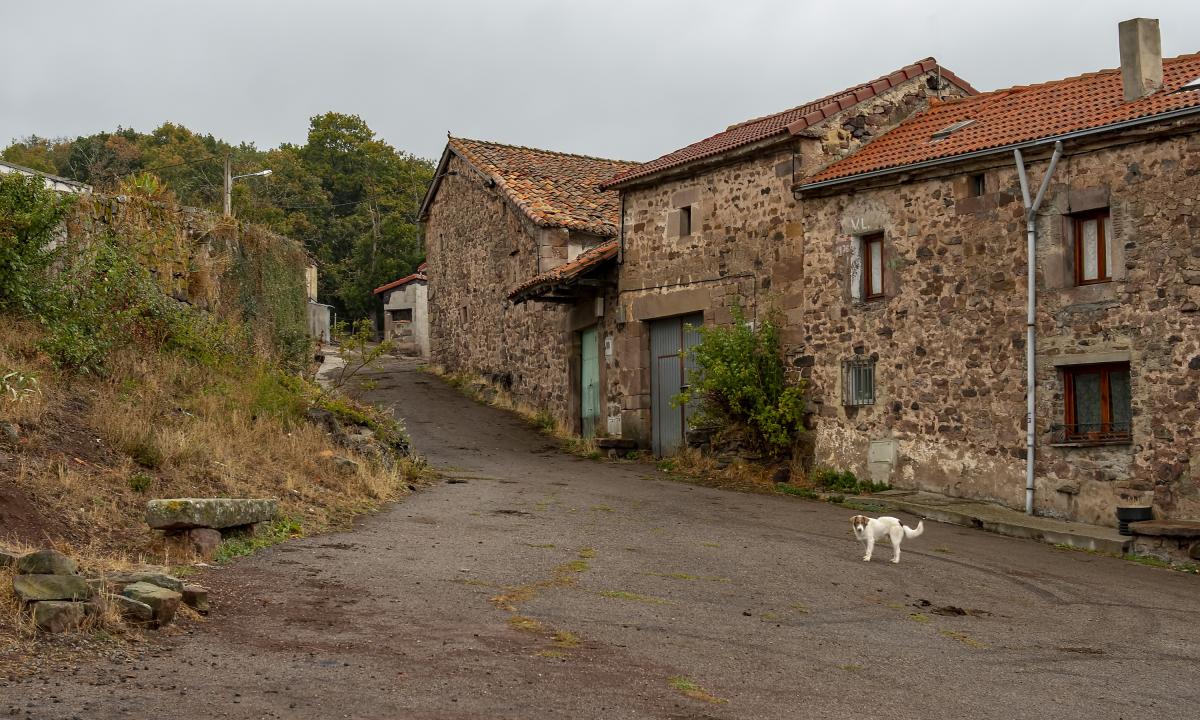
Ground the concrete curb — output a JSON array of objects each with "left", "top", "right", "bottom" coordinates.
[{"left": 853, "top": 494, "right": 1131, "bottom": 556}]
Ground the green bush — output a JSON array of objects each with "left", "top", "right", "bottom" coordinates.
[
  {"left": 0, "top": 173, "right": 76, "bottom": 313},
  {"left": 675, "top": 306, "right": 806, "bottom": 456},
  {"left": 810, "top": 467, "right": 890, "bottom": 494}
]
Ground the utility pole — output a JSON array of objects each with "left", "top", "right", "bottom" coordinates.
[{"left": 223, "top": 154, "right": 232, "bottom": 217}]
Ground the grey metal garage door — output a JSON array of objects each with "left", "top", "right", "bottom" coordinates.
[{"left": 650, "top": 312, "right": 702, "bottom": 456}]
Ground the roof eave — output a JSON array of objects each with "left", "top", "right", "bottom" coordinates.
[
  {"left": 795, "top": 105, "right": 1200, "bottom": 194},
  {"left": 602, "top": 133, "right": 795, "bottom": 191}
]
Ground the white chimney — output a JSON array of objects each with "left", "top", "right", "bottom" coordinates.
[{"left": 1119, "top": 18, "right": 1163, "bottom": 102}]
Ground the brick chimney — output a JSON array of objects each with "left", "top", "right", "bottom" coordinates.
[{"left": 1119, "top": 18, "right": 1163, "bottom": 102}]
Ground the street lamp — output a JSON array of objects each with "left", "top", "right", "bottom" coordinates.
[{"left": 223, "top": 155, "right": 273, "bottom": 216}]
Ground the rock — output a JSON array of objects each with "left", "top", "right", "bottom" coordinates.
[
  {"left": 103, "top": 571, "right": 184, "bottom": 593},
  {"left": 32, "top": 601, "right": 85, "bottom": 633},
  {"left": 0, "top": 548, "right": 19, "bottom": 568},
  {"left": 330, "top": 455, "right": 360, "bottom": 474},
  {"left": 186, "top": 528, "right": 222, "bottom": 559},
  {"left": 145, "top": 498, "right": 278, "bottom": 531},
  {"left": 0, "top": 421, "right": 18, "bottom": 443},
  {"left": 12, "top": 574, "right": 92, "bottom": 602},
  {"left": 16, "top": 549, "right": 79, "bottom": 575},
  {"left": 121, "top": 582, "right": 181, "bottom": 627},
  {"left": 1189, "top": 543, "right": 1200, "bottom": 562},
  {"left": 181, "top": 584, "right": 210, "bottom": 614},
  {"left": 113, "top": 594, "right": 155, "bottom": 625}
]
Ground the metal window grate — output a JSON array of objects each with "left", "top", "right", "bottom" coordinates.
[{"left": 842, "top": 358, "right": 876, "bottom": 407}]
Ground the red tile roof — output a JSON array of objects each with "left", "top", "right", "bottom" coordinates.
[
  {"left": 373, "top": 269, "right": 427, "bottom": 296},
  {"left": 601, "top": 59, "right": 976, "bottom": 189},
  {"left": 508, "top": 240, "right": 618, "bottom": 303},
  {"left": 434, "top": 137, "right": 639, "bottom": 237},
  {"left": 801, "top": 52, "right": 1200, "bottom": 188}
]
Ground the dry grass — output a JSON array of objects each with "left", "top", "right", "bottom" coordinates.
[
  {"left": 0, "top": 320, "right": 427, "bottom": 564},
  {"left": 659, "top": 448, "right": 781, "bottom": 495}
]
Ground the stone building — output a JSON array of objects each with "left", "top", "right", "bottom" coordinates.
[
  {"left": 373, "top": 262, "right": 429, "bottom": 358},
  {"left": 600, "top": 59, "right": 976, "bottom": 454},
  {"left": 421, "top": 137, "right": 637, "bottom": 429},
  {"left": 790, "top": 22, "right": 1200, "bottom": 525}
]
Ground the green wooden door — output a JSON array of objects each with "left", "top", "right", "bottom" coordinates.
[{"left": 580, "top": 326, "right": 600, "bottom": 438}]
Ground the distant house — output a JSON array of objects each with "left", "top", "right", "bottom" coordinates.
[
  {"left": 421, "top": 137, "right": 637, "bottom": 432},
  {"left": 0, "top": 159, "right": 91, "bottom": 194},
  {"left": 373, "top": 263, "right": 429, "bottom": 358}
]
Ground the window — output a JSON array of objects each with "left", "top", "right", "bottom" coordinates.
[
  {"left": 1062, "top": 363, "right": 1131, "bottom": 442},
  {"left": 390, "top": 308, "right": 413, "bottom": 323},
  {"left": 1073, "top": 209, "right": 1113, "bottom": 285},
  {"left": 861, "top": 233, "right": 885, "bottom": 300},
  {"left": 842, "top": 358, "right": 876, "bottom": 407},
  {"left": 679, "top": 205, "right": 692, "bottom": 236},
  {"left": 971, "top": 173, "right": 986, "bottom": 197}
]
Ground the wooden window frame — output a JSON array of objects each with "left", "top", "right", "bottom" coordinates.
[
  {"left": 1073, "top": 209, "right": 1112, "bottom": 286},
  {"left": 861, "top": 233, "right": 885, "bottom": 301},
  {"left": 1061, "top": 362, "right": 1131, "bottom": 443}
]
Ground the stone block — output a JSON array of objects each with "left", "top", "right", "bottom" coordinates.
[
  {"left": 32, "top": 601, "right": 86, "bottom": 633},
  {"left": 113, "top": 594, "right": 154, "bottom": 625},
  {"left": 103, "top": 570, "right": 184, "bottom": 593},
  {"left": 13, "top": 574, "right": 92, "bottom": 603},
  {"left": 121, "top": 582, "right": 181, "bottom": 627},
  {"left": 145, "top": 498, "right": 278, "bottom": 531},
  {"left": 181, "top": 584, "right": 210, "bottom": 614},
  {"left": 15, "top": 549, "right": 78, "bottom": 576}
]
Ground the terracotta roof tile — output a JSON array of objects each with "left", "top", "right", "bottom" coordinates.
[
  {"left": 372, "top": 270, "right": 427, "bottom": 296},
  {"left": 802, "top": 52, "right": 1200, "bottom": 187},
  {"left": 446, "top": 138, "right": 638, "bottom": 237},
  {"left": 508, "top": 240, "right": 618, "bottom": 302},
  {"left": 602, "top": 58, "right": 976, "bottom": 189}
]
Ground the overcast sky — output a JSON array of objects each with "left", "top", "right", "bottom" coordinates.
[{"left": 3, "top": 1, "right": 1199, "bottom": 164}]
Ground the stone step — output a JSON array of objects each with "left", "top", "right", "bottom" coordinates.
[{"left": 145, "top": 498, "right": 278, "bottom": 531}]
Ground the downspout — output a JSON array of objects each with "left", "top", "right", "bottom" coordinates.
[{"left": 1013, "top": 140, "right": 1063, "bottom": 515}]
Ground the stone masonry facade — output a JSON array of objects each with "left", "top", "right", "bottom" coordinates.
[
  {"left": 611, "top": 69, "right": 973, "bottom": 447},
  {"left": 425, "top": 153, "right": 574, "bottom": 420},
  {"left": 792, "top": 120, "right": 1200, "bottom": 526}
]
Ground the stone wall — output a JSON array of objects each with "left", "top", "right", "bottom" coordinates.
[
  {"left": 425, "top": 153, "right": 575, "bottom": 424},
  {"left": 792, "top": 121, "right": 1200, "bottom": 526},
  {"left": 612, "top": 70, "right": 971, "bottom": 448}
]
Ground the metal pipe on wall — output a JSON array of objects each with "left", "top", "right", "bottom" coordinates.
[{"left": 1013, "top": 140, "right": 1063, "bottom": 515}]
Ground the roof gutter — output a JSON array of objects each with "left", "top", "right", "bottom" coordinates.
[{"left": 794, "top": 104, "right": 1200, "bottom": 194}]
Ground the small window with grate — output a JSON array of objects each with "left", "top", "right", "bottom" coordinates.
[{"left": 842, "top": 357, "right": 876, "bottom": 407}]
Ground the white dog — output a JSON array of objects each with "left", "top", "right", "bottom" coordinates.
[{"left": 850, "top": 515, "right": 924, "bottom": 563}]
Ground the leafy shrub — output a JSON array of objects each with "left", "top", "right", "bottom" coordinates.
[
  {"left": 1, "top": 369, "right": 39, "bottom": 403},
  {"left": 249, "top": 370, "right": 310, "bottom": 424},
  {"left": 810, "top": 466, "right": 890, "bottom": 494},
  {"left": 0, "top": 173, "right": 76, "bottom": 313},
  {"left": 128, "top": 471, "right": 153, "bottom": 493},
  {"left": 675, "top": 306, "right": 806, "bottom": 456}
]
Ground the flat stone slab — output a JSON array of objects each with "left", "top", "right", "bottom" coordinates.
[
  {"left": 13, "top": 574, "right": 92, "bottom": 602},
  {"left": 104, "top": 571, "right": 184, "bottom": 593},
  {"left": 146, "top": 498, "right": 278, "bottom": 531},
  {"left": 1128, "top": 520, "right": 1200, "bottom": 538},
  {"left": 16, "top": 549, "right": 78, "bottom": 575}
]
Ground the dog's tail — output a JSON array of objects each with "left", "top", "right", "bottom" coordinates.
[{"left": 903, "top": 521, "right": 924, "bottom": 539}]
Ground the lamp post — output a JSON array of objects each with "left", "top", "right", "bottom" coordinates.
[{"left": 223, "top": 154, "right": 272, "bottom": 217}]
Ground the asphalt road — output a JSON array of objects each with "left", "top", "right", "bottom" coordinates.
[{"left": 5, "top": 356, "right": 1199, "bottom": 719}]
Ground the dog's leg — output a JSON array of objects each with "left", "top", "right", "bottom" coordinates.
[
  {"left": 890, "top": 527, "right": 903, "bottom": 563},
  {"left": 863, "top": 535, "right": 874, "bottom": 562}
]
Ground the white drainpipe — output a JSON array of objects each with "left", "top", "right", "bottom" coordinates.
[{"left": 1013, "top": 140, "right": 1063, "bottom": 515}]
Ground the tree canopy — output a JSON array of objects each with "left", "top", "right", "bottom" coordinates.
[{"left": 2, "top": 113, "right": 434, "bottom": 320}]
